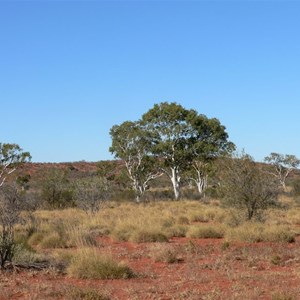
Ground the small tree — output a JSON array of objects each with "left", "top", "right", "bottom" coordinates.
[
  {"left": 0, "top": 184, "right": 25, "bottom": 268},
  {"left": 220, "top": 153, "right": 279, "bottom": 220},
  {"left": 75, "top": 177, "right": 110, "bottom": 214},
  {"left": 264, "top": 153, "right": 300, "bottom": 191},
  {"left": 110, "top": 121, "right": 162, "bottom": 202},
  {"left": 0, "top": 143, "right": 31, "bottom": 187},
  {"left": 40, "top": 169, "right": 74, "bottom": 209}
]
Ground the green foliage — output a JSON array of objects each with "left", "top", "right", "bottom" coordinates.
[
  {"left": 41, "top": 168, "right": 75, "bottom": 209},
  {"left": 110, "top": 120, "right": 162, "bottom": 202},
  {"left": 264, "top": 152, "right": 300, "bottom": 190},
  {"left": 0, "top": 143, "right": 31, "bottom": 187},
  {"left": 109, "top": 102, "right": 233, "bottom": 201},
  {"left": 142, "top": 102, "right": 233, "bottom": 200}
]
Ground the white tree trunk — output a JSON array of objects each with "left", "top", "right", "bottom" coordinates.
[
  {"left": 170, "top": 167, "right": 181, "bottom": 200},
  {"left": 195, "top": 171, "right": 208, "bottom": 197}
]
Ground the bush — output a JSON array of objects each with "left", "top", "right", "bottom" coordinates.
[
  {"left": 0, "top": 184, "right": 28, "bottom": 268},
  {"left": 67, "top": 248, "right": 134, "bottom": 279},
  {"left": 40, "top": 169, "right": 75, "bottom": 209},
  {"left": 219, "top": 153, "right": 279, "bottom": 220}
]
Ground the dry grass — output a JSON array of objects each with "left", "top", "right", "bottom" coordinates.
[
  {"left": 187, "top": 224, "right": 225, "bottom": 239},
  {"left": 225, "top": 222, "right": 295, "bottom": 243},
  {"left": 149, "top": 244, "right": 180, "bottom": 263},
  {"left": 22, "top": 201, "right": 300, "bottom": 250},
  {"left": 67, "top": 248, "right": 134, "bottom": 279},
  {"left": 65, "top": 286, "right": 110, "bottom": 300}
]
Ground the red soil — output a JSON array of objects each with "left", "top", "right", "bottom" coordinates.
[{"left": 1, "top": 236, "right": 300, "bottom": 299}]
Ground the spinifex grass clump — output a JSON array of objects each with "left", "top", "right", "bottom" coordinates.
[
  {"left": 150, "top": 244, "right": 180, "bottom": 263},
  {"left": 225, "top": 223, "right": 295, "bottom": 243},
  {"left": 187, "top": 225, "right": 225, "bottom": 239},
  {"left": 67, "top": 248, "right": 134, "bottom": 279}
]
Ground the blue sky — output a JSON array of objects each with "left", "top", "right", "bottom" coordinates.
[{"left": 1, "top": 1, "right": 300, "bottom": 162}]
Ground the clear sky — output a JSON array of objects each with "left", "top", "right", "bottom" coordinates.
[{"left": 1, "top": 1, "right": 300, "bottom": 162}]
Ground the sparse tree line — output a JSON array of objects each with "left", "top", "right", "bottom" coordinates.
[{"left": 1, "top": 102, "right": 300, "bottom": 268}]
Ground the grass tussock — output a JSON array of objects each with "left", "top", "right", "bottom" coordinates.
[
  {"left": 65, "top": 286, "right": 110, "bottom": 300},
  {"left": 67, "top": 248, "right": 135, "bottom": 279},
  {"left": 150, "top": 244, "right": 180, "bottom": 263},
  {"left": 187, "top": 225, "right": 225, "bottom": 239},
  {"left": 130, "top": 229, "right": 168, "bottom": 243},
  {"left": 225, "top": 223, "right": 295, "bottom": 243}
]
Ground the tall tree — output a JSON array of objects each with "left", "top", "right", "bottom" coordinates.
[
  {"left": 264, "top": 153, "right": 300, "bottom": 191},
  {"left": 0, "top": 143, "right": 31, "bottom": 187},
  {"left": 142, "top": 102, "right": 196, "bottom": 200},
  {"left": 109, "top": 121, "right": 162, "bottom": 202},
  {"left": 187, "top": 115, "right": 235, "bottom": 197}
]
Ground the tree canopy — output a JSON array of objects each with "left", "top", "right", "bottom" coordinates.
[
  {"left": 0, "top": 143, "right": 31, "bottom": 187},
  {"left": 110, "top": 102, "right": 234, "bottom": 201}
]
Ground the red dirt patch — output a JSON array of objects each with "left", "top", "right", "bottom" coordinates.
[{"left": 1, "top": 236, "right": 300, "bottom": 299}]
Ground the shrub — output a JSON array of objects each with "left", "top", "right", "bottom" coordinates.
[
  {"left": 292, "top": 178, "right": 300, "bottom": 197},
  {"left": 0, "top": 184, "right": 28, "bottom": 268},
  {"left": 12, "top": 243, "right": 42, "bottom": 264},
  {"left": 67, "top": 248, "right": 134, "bottom": 279},
  {"left": 219, "top": 153, "right": 279, "bottom": 220},
  {"left": 40, "top": 168, "right": 75, "bottom": 209}
]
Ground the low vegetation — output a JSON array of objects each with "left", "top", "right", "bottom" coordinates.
[{"left": 67, "top": 248, "right": 134, "bottom": 279}]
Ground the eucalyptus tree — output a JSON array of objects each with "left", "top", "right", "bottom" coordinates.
[
  {"left": 264, "top": 153, "right": 300, "bottom": 191},
  {"left": 142, "top": 102, "right": 196, "bottom": 200},
  {"left": 187, "top": 115, "right": 235, "bottom": 197},
  {"left": 142, "top": 102, "right": 233, "bottom": 200},
  {"left": 0, "top": 143, "right": 31, "bottom": 187},
  {"left": 109, "top": 121, "right": 162, "bottom": 202}
]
